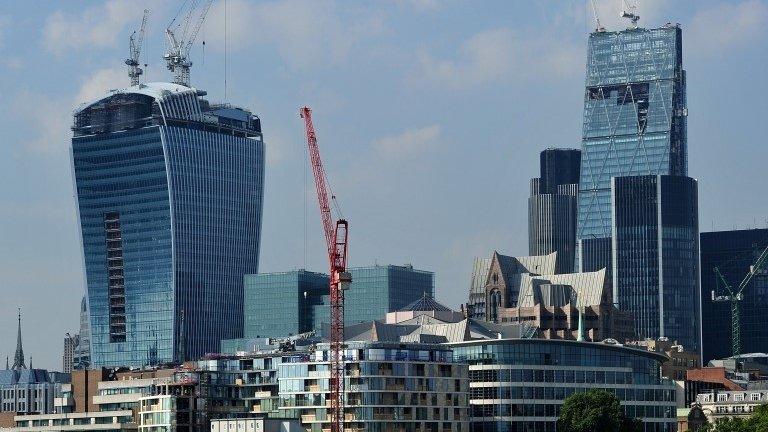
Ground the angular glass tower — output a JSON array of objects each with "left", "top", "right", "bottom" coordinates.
[
  {"left": 71, "top": 82, "right": 265, "bottom": 367},
  {"left": 578, "top": 24, "right": 687, "bottom": 271},
  {"left": 612, "top": 175, "right": 700, "bottom": 351}
]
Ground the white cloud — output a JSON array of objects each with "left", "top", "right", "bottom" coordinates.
[
  {"left": 373, "top": 124, "right": 441, "bottom": 160},
  {"left": 204, "top": 0, "right": 384, "bottom": 70},
  {"left": 75, "top": 67, "right": 126, "bottom": 104},
  {"left": 413, "top": 28, "right": 582, "bottom": 89},
  {"left": 15, "top": 67, "right": 129, "bottom": 155},
  {"left": 13, "top": 90, "right": 71, "bottom": 155},
  {"left": 42, "top": 0, "right": 145, "bottom": 55},
  {"left": 687, "top": 0, "right": 768, "bottom": 56}
]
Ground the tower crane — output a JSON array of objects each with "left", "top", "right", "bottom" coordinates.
[
  {"left": 300, "top": 106, "right": 351, "bottom": 432},
  {"left": 164, "top": 0, "right": 214, "bottom": 86},
  {"left": 620, "top": 0, "right": 640, "bottom": 28},
  {"left": 713, "top": 245, "right": 768, "bottom": 357},
  {"left": 126, "top": 9, "right": 149, "bottom": 86}
]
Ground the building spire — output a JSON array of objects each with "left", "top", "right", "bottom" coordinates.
[{"left": 12, "top": 308, "right": 26, "bottom": 370}]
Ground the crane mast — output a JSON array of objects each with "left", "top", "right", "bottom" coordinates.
[
  {"left": 164, "top": 0, "right": 213, "bottom": 86},
  {"left": 713, "top": 245, "right": 768, "bottom": 356},
  {"left": 126, "top": 9, "right": 149, "bottom": 86},
  {"left": 300, "top": 106, "right": 350, "bottom": 432}
]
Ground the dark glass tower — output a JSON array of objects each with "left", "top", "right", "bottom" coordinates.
[
  {"left": 612, "top": 175, "right": 699, "bottom": 351},
  {"left": 700, "top": 229, "right": 768, "bottom": 362},
  {"left": 71, "top": 82, "right": 265, "bottom": 367},
  {"left": 529, "top": 149, "right": 580, "bottom": 273},
  {"left": 578, "top": 24, "right": 688, "bottom": 272}
]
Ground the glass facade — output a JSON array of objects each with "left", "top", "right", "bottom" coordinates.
[
  {"left": 578, "top": 25, "right": 687, "bottom": 271},
  {"left": 700, "top": 229, "right": 768, "bottom": 362},
  {"left": 346, "top": 265, "right": 434, "bottom": 325},
  {"left": 233, "top": 265, "right": 434, "bottom": 343},
  {"left": 71, "top": 83, "right": 265, "bottom": 367},
  {"left": 450, "top": 339, "right": 676, "bottom": 432},
  {"left": 612, "top": 175, "right": 700, "bottom": 351},
  {"left": 241, "top": 270, "right": 329, "bottom": 339}
]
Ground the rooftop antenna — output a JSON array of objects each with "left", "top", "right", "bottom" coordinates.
[
  {"left": 620, "top": 0, "right": 640, "bottom": 28},
  {"left": 589, "top": 0, "right": 606, "bottom": 32},
  {"left": 164, "top": 0, "right": 214, "bottom": 86},
  {"left": 126, "top": 9, "right": 150, "bottom": 86}
]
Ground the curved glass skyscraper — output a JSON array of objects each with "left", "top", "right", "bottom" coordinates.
[{"left": 71, "top": 82, "right": 265, "bottom": 367}]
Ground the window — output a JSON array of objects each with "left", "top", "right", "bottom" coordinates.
[
  {"left": 717, "top": 394, "right": 728, "bottom": 402},
  {"left": 751, "top": 393, "right": 762, "bottom": 402}
]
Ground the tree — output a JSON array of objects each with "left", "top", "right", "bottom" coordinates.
[
  {"left": 557, "top": 389, "right": 641, "bottom": 432},
  {"left": 698, "top": 404, "right": 768, "bottom": 432}
]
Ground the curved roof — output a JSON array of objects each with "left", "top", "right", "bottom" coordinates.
[
  {"left": 74, "top": 82, "right": 199, "bottom": 116},
  {"left": 399, "top": 293, "right": 452, "bottom": 312}
]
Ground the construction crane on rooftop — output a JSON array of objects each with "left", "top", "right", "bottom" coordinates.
[
  {"left": 164, "top": 0, "right": 213, "bottom": 86},
  {"left": 713, "top": 245, "right": 768, "bottom": 357},
  {"left": 300, "top": 106, "right": 351, "bottom": 432},
  {"left": 620, "top": 0, "right": 640, "bottom": 28},
  {"left": 126, "top": 9, "right": 150, "bottom": 86}
]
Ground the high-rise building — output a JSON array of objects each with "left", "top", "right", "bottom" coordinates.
[
  {"left": 62, "top": 334, "right": 78, "bottom": 374},
  {"left": 700, "top": 229, "right": 768, "bottom": 362},
  {"left": 71, "top": 82, "right": 265, "bottom": 367},
  {"left": 529, "top": 148, "right": 580, "bottom": 273},
  {"left": 74, "top": 296, "right": 91, "bottom": 370},
  {"left": 578, "top": 24, "right": 688, "bottom": 273},
  {"left": 611, "top": 175, "right": 700, "bottom": 351},
  {"left": 222, "top": 265, "right": 434, "bottom": 349}
]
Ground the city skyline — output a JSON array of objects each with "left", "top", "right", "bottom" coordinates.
[{"left": 0, "top": 0, "right": 767, "bottom": 369}]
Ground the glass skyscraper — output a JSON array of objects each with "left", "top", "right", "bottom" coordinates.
[
  {"left": 529, "top": 148, "right": 580, "bottom": 273},
  {"left": 225, "top": 265, "right": 434, "bottom": 345},
  {"left": 612, "top": 175, "right": 700, "bottom": 351},
  {"left": 700, "top": 229, "right": 768, "bottom": 362},
  {"left": 578, "top": 24, "right": 687, "bottom": 272},
  {"left": 71, "top": 82, "right": 265, "bottom": 367}
]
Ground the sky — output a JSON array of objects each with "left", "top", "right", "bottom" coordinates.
[{"left": 0, "top": 0, "right": 766, "bottom": 370}]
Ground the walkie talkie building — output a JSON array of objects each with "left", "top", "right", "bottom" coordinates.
[{"left": 71, "top": 82, "right": 265, "bottom": 367}]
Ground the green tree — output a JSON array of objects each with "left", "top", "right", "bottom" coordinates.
[{"left": 557, "top": 389, "right": 641, "bottom": 432}]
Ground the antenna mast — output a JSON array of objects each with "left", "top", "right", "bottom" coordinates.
[
  {"left": 164, "top": 0, "right": 214, "bottom": 86},
  {"left": 126, "top": 9, "right": 150, "bottom": 86}
]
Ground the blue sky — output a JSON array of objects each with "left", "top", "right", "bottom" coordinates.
[{"left": 0, "top": 0, "right": 766, "bottom": 369}]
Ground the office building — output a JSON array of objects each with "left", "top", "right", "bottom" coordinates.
[
  {"left": 626, "top": 338, "right": 700, "bottom": 381},
  {"left": 224, "top": 265, "right": 433, "bottom": 347},
  {"left": 278, "top": 341, "right": 469, "bottom": 432},
  {"left": 450, "top": 338, "right": 677, "bottom": 432},
  {"left": 578, "top": 24, "right": 688, "bottom": 274},
  {"left": 612, "top": 175, "right": 700, "bottom": 351},
  {"left": 346, "top": 264, "right": 434, "bottom": 324},
  {"left": 71, "top": 82, "right": 265, "bottom": 367},
  {"left": 529, "top": 149, "right": 580, "bottom": 273},
  {"left": 62, "top": 335, "right": 78, "bottom": 374},
  {"left": 700, "top": 229, "right": 768, "bottom": 362}
]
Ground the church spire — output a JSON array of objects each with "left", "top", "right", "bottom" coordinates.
[{"left": 12, "top": 308, "right": 26, "bottom": 370}]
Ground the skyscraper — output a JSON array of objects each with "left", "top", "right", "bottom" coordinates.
[
  {"left": 700, "top": 229, "right": 768, "bottom": 362},
  {"left": 529, "top": 148, "right": 580, "bottom": 273},
  {"left": 612, "top": 175, "right": 700, "bottom": 350},
  {"left": 71, "top": 82, "right": 265, "bottom": 367},
  {"left": 578, "top": 24, "right": 688, "bottom": 272}
]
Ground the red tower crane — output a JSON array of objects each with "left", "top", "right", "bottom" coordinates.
[{"left": 300, "top": 106, "right": 351, "bottom": 432}]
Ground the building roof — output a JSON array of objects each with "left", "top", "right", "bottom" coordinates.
[
  {"left": 74, "top": 82, "right": 199, "bottom": 116},
  {"left": 494, "top": 251, "right": 558, "bottom": 281},
  {"left": 344, "top": 316, "right": 535, "bottom": 344},
  {"left": 517, "top": 268, "right": 607, "bottom": 308},
  {"left": 399, "top": 293, "right": 452, "bottom": 312}
]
